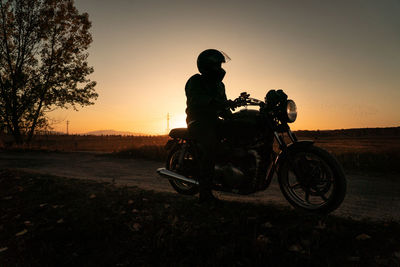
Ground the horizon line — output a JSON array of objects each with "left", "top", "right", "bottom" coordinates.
[{"left": 36, "top": 125, "right": 400, "bottom": 136}]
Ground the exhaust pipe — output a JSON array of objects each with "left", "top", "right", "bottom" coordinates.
[{"left": 156, "top": 168, "right": 199, "bottom": 185}]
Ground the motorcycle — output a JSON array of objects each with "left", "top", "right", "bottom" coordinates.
[{"left": 157, "top": 90, "right": 346, "bottom": 213}]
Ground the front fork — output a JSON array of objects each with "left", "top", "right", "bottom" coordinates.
[
  {"left": 274, "top": 128, "right": 298, "bottom": 148},
  {"left": 262, "top": 128, "right": 299, "bottom": 190}
]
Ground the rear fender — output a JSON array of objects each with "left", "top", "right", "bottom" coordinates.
[
  {"left": 165, "top": 139, "right": 179, "bottom": 151},
  {"left": 165, "top": 139, "right": 199, "bottom": 176}
]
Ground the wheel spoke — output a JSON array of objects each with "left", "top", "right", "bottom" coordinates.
[
  {"left": 310, "top": 166, "right": 318, "bottom": 176},
  {"left": 290, "top": 182, "right": 301, "bottom": 189},
  {"left": 319, "top": 193, "right": 328, "bottom": 201},
  {"left": 305, "top": 189, "right": 310, "bottom": 203}
]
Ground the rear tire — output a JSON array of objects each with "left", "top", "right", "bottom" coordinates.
[
  {"left": 278, "top": 145, "right": 346, "bottom": 214},
  {"left": 166, "top": 144, "right": 199, "bottom": 195}
]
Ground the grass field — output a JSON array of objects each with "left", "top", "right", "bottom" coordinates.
[
  {"left": 1, "top": 169, "right": 399, "bottom": 266},
  {"left": 0, "top": 134, "right": 169, "bottom": 152},
  {"left": 1, "top": 127, "right": 399, "bottom": 173}
]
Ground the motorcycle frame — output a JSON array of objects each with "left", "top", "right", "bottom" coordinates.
[
  {"left": 243, "top": 99, "right": 314, "bottom": 191},
  {"left": 164, "top": 98, "right": 315, "bottom": 193}
]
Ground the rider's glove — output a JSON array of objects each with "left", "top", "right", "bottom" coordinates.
[
  {"left": 222, "top": 108, "right": 233, "bottom": 119},
  {"left": 227, "top": 99, "right": 237, "bottom": 111}
]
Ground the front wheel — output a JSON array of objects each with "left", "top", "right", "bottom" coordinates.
[
  {"left": 166, "top": 144, "right": 199, "bottom": 195},
  {"left": 278, "top": 145, "right": 346, "bottom": 214}
]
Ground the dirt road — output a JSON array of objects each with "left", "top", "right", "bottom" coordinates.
[{"left": 1, "top": 150, "right": 399, "bottom": 221}]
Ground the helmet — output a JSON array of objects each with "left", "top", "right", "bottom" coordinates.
[{"left": 197, "top": 49, "right": 231, "bottom": 75}]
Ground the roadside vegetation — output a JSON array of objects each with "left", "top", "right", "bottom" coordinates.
[
  {"left": 113, "top": 128, "right": 400, "bottom": 174},
  {"left": 1, "top": 127, "right": 399, "bottom": 174},
  {"left": 1, "top": 169, "right": 399, "bottom": 266}
]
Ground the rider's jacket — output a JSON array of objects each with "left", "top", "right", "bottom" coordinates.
[{"left": 185, "top": 74, "right": 228, "bottom": 124}]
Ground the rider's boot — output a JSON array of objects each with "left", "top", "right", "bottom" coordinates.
[{"left": 198, "top": 175, "right": 220, "bottom": 205}]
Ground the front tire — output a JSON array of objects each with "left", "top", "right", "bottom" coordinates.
[
  {"left": 278, "top": 145, "right": 346, "bottom": 214},
  {"left": 166, "top": 144, "right": 199, "bottom": 195}
]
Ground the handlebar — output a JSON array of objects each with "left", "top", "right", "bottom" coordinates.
[
  {"left": 230, "top": 90, "right": 291, "bottom": 120},
  {"left": 231, "top": 91, "right": 264, "bottom": 109}
]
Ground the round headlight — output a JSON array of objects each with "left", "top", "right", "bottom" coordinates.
[{"left": 286, "top": 100, "right": 297, "bottom": 123}]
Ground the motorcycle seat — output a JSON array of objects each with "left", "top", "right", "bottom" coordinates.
[{"left": 169, "top": 128, "right": 190, "bottom": 139}]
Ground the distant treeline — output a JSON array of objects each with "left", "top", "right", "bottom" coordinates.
[
  {"left": 1, "top": 126, "right": 399, "bottom": 139},
  {"left": 0, "top": 134, "right": 169, "bottom": 152},
  {"left": 295, "top": 127, "right": 400, "bottom": 138}
]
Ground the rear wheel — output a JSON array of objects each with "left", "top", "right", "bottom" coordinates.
[
  {"left": 166, "top": 145, "right": 199, "bottom": 195},
  {"left": 278, "top": 145, "right": 346, "bottom": 214}
]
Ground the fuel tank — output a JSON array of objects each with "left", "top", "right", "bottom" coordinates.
[{"left": 222, "top": 109, "right": 264, "bottom": 142}]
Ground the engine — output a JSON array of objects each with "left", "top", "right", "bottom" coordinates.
[{"left": 214, "top": 149, "right": 261, "bottom": 194}]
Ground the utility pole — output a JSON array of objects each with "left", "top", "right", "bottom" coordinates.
[
  {"left": 166, "top": 113, "right": 170, "bottom": 134},
  {"left": 66, "top": 120, "right": 69, "bottom": 135}
]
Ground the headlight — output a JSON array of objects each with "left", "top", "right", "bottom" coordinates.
[{"left": 286, "top": 100, "right": 297, "bottom": 123}]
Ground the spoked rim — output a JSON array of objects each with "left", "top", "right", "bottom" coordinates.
[{"left": 281, "top": 152, "right": 336, "bottom": 210}]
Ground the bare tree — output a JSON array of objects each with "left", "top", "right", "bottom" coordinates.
[{"left": 0, "top": 0, "right": 97, "bottom": 144}]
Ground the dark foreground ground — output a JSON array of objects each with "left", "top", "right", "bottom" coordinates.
[
  {"left": 1, "top": 150, "right": 399, "bottom": 221},
  {"left": 1, "top": 170, "right": 399, "bottom": 267}
]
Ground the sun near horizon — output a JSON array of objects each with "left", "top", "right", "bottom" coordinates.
[{"left": 48, "top": 0, "right": 399, "bottom": 135}]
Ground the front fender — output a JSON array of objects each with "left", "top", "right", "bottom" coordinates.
[
  {"left": 263, "top": 140, "right": 314, "bottom": 189},
  {"left": 275, "top": 140, "right": 315, "bottom": 170}
]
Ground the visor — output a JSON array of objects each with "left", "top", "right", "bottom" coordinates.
[{"left": 220, "top": 50, "right": 231, "bottom": 63}]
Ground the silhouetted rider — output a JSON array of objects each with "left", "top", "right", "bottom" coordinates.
[{"left": 185, "top": 49, "right": 232, "bottom": 203}]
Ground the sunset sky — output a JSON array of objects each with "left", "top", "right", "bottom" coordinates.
[{"left": 51, "top": 0, "right": 400, "bottom": 134}]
